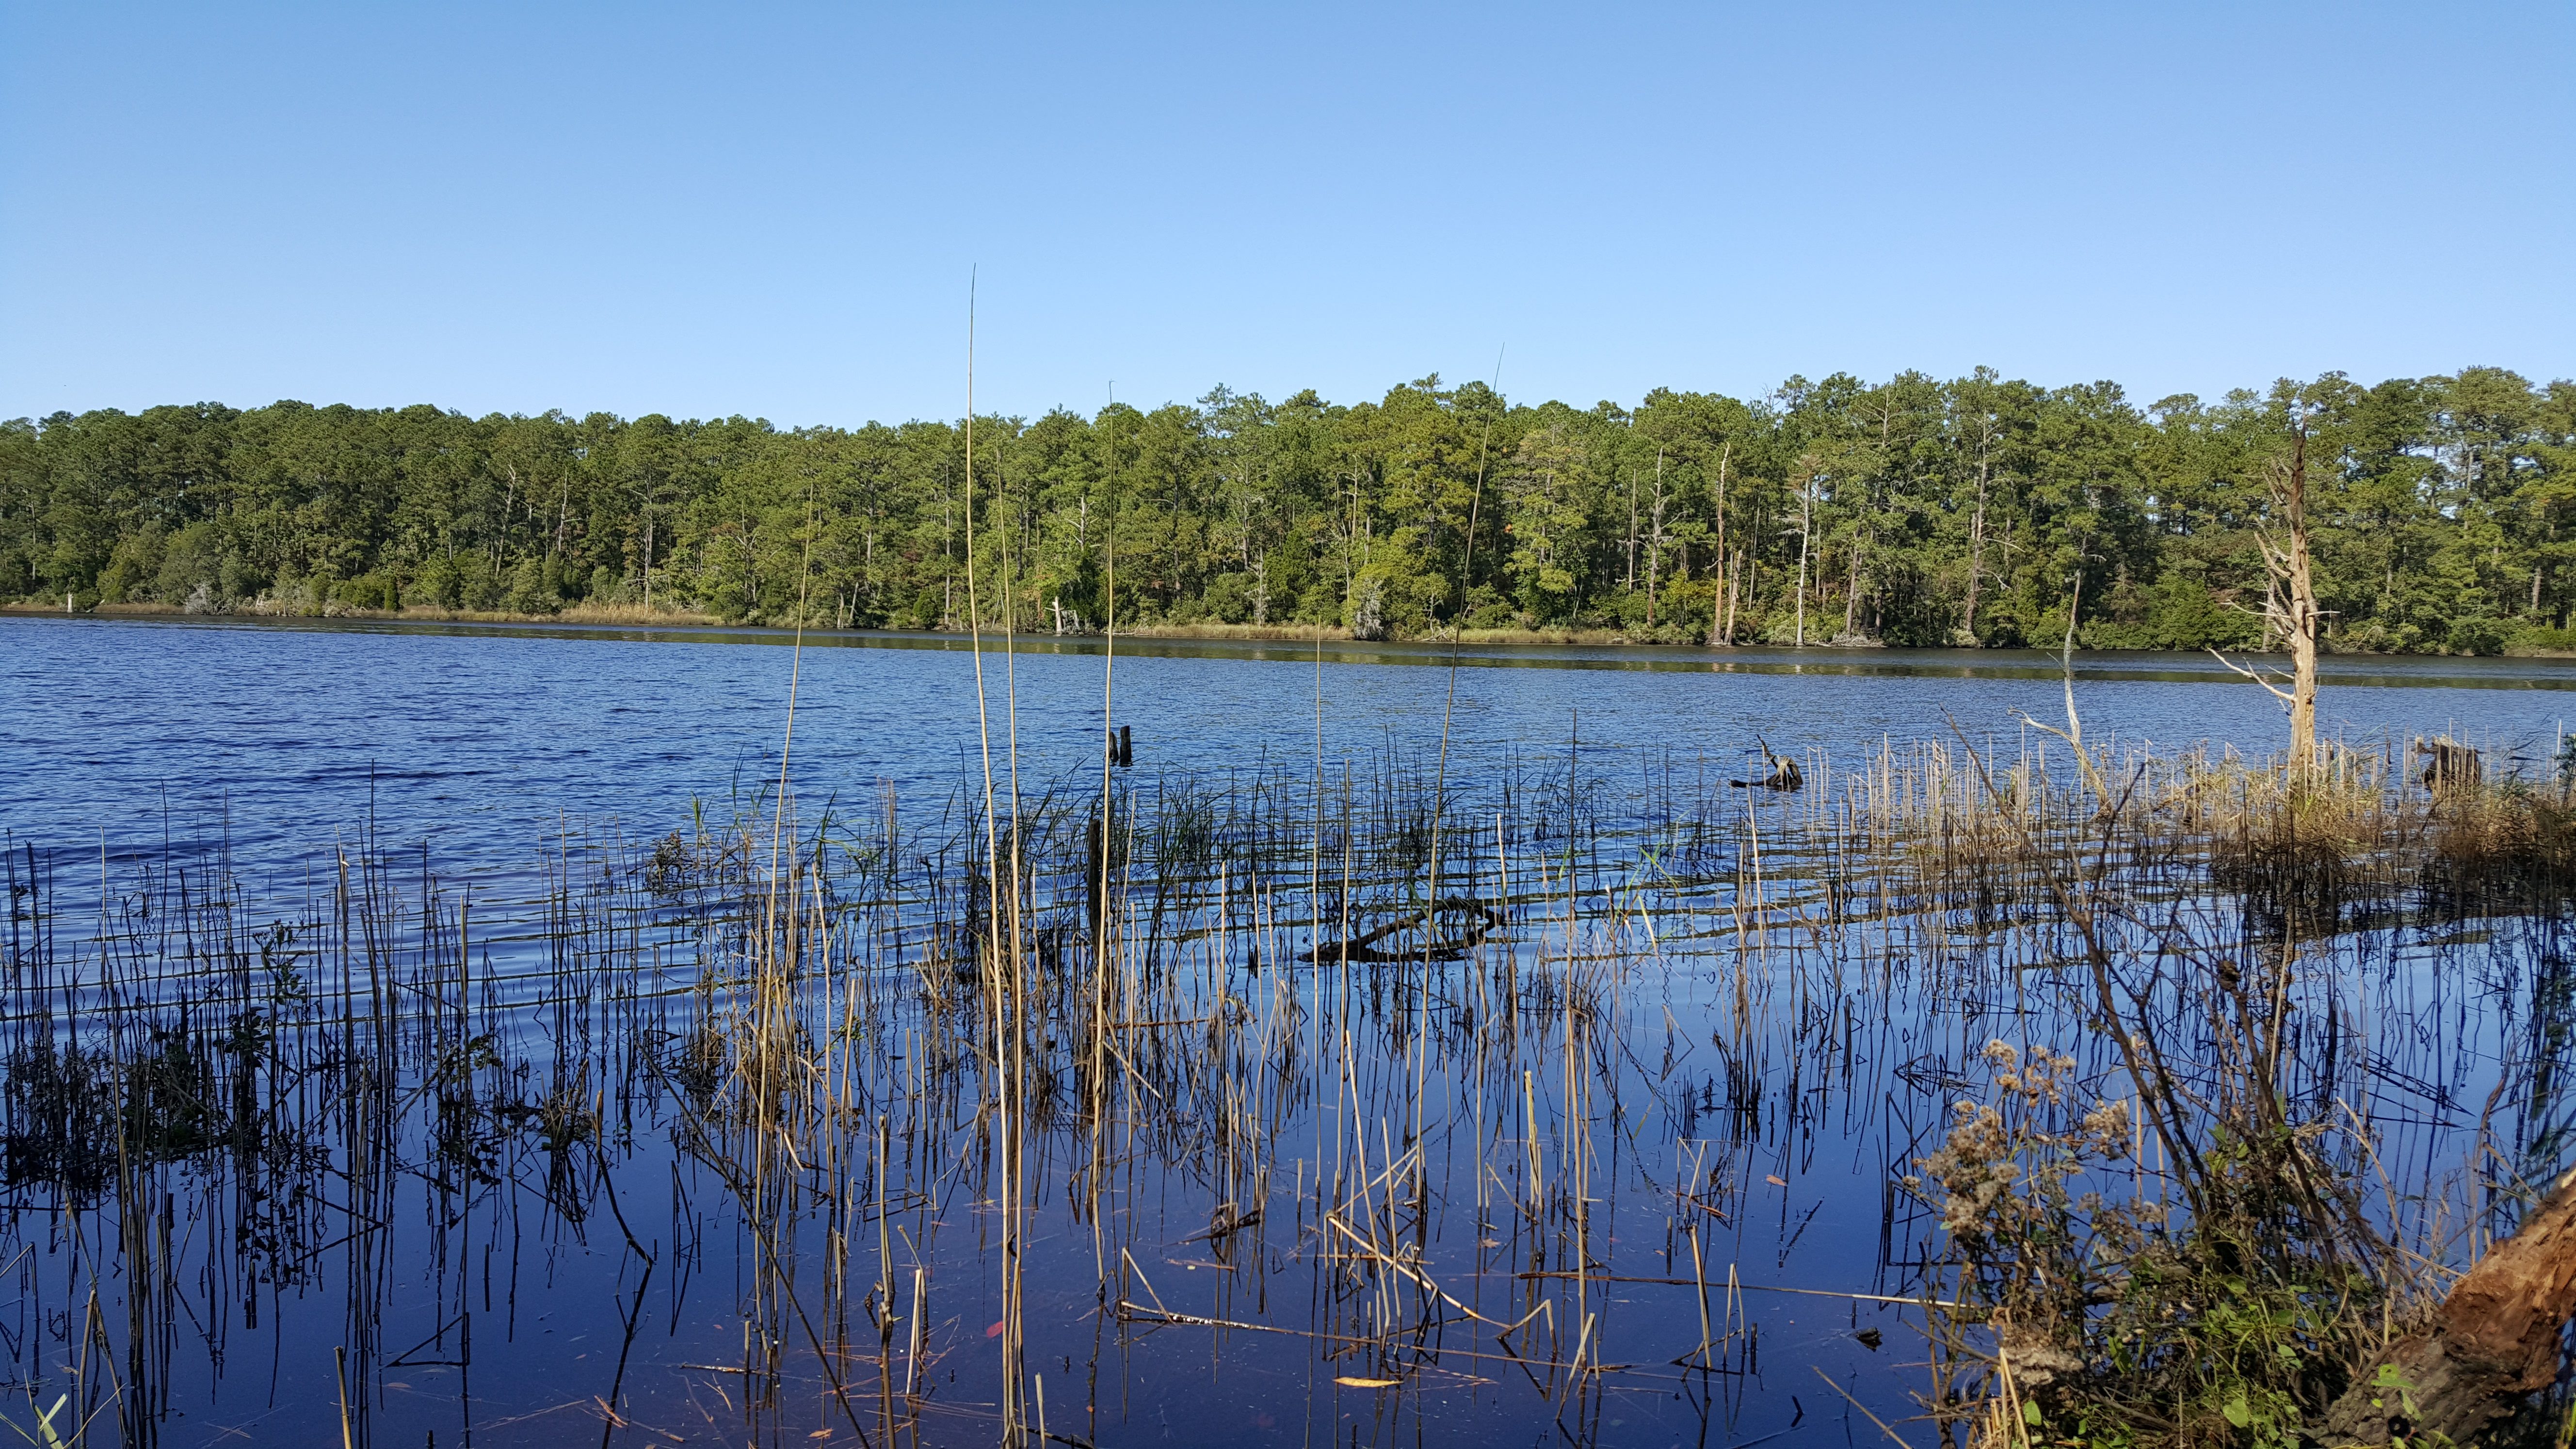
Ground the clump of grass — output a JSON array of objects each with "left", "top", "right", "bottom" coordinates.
[
  {"left": 2424, "top": 784, "right": 2576, "bottom": 905},
  {"left": 2207, "top": 787, "right": 2374, "bottom": 935}
]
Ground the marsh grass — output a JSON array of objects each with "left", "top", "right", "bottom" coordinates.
[{"left": 0, "top": 723, "right": 2570, "bottom": 1445}]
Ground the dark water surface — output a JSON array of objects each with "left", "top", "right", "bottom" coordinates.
[{"left": 3, "top": 616, "right": 2573, "bottom": 1449}]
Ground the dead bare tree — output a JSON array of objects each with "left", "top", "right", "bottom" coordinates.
[{"left": 2213, "top": 407, "right": 2322, "bottom": 770}]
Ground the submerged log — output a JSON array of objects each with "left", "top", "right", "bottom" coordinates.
[
  {"left": 2318, "top": 1172, "right": 2576, "bottom": 1445},
  {"left": 1302, "top": 900, "right": 1501, "bottom": 964},
  {"left": 1729, "top": 751, "right": 1802, "bottom": 792}
]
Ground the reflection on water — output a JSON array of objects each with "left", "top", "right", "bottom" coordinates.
[{"left": 70, "top": 613, "right": 2576, "bottom": 687}]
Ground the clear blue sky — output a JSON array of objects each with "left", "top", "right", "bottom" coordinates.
[{"left": 4, "top": 2, "right": 2568, "bottom": 428}]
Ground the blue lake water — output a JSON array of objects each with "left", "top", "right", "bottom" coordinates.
[
  {"left": 2, "top": 615, "right": 2571, "bottom": 1448},
  {"left": 8, "top": 614, "right": 2569, "bottom": 869}
]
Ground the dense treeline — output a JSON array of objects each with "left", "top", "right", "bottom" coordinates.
[{"left": 4, "top": 368, "right": 2571, "bottom": 651}]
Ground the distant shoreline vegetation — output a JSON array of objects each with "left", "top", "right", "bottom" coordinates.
[{"left": 4, "top": 369, "right": 2570, "bottom": 654}]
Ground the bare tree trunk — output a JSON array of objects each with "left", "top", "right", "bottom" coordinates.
[
  {"left": 1710, "top": 443, "right": 1732, "bottom": 644},
  {"left": 1964, "top": 448, "right": 1990, "bottom": 642},
  {"left": 1735, "top": 551, "right": 1752, "bottom": 645},
  {"left": 2216, "top": 415, "right": 2321, "bottom": 768},
  {"left": 2284, "top": 420, "right": 2319, "bottom": 767},
  {"left": 1646, "top": 450, "right": 1667, "bottom": 627},
  {"left": 1794, "top": 467, "right": 1813, "bottom": 648},
  {"left": 1625, "top": 464, "right": 1639, "bottom": 592},
  {"left": 1842, "top": 534, "right": 1862, "bottom": 640}
]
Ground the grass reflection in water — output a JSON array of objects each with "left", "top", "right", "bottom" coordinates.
[{"left": 3, "top": 734, "right": 2573, "bottom": 1446}]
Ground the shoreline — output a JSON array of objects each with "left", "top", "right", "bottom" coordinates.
[{"left": 11, "top": 598, "right": 2576, "bottom": 659}]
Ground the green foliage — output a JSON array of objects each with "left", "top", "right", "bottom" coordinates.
[
  {"left": 2080, "top": 575, "right": 2263, "bottom": 650},
  {"left": 1, "top": 370, "right": 2567, "bottom": 644}
]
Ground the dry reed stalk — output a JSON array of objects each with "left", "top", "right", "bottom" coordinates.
[{"left": 14, "top": 711, "right": 2572, "bottom": 1445}]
